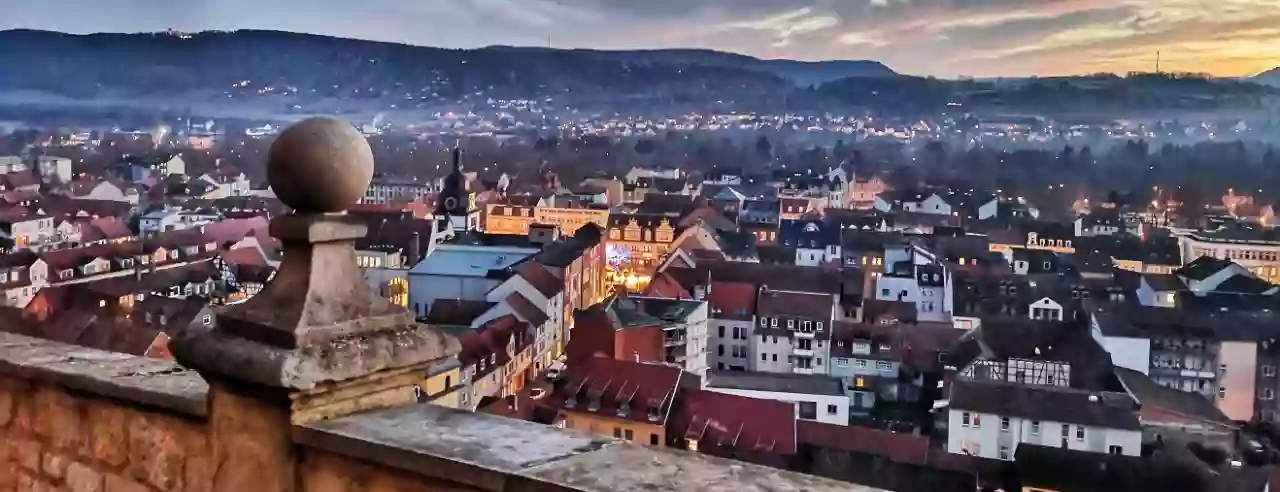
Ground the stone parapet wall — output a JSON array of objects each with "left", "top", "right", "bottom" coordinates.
[
  {"left": 0, "top": 333, "right": 210, "bottom": 492},
  {"left": 0, "top": 331, "right": 880, "bottom": 492}
]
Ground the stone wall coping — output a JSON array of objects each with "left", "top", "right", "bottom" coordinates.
[
  {"left": 0, "top": 331, "right": 208, "bottom": 417},
  {"left": 295, "top": 404, "right": 883, "bottom": 492}
]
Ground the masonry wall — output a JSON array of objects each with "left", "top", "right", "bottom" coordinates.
[
  {"left": 0, "top": 332, "right": 877, "bottom": 492},
  {"left": 0, "top": 375, "right": 212, "bottom": 492}
]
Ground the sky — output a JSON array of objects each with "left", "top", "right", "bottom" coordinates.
[{"left": 5, "top": 0, "right": 1280, "bottom": 78}]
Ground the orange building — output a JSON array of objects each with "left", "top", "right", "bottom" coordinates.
[{"left": 484, "top": 196, "right": 609, "bottom": 237}]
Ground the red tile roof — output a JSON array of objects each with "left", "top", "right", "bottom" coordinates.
[
  {"left": 515, "top": 261, "right": 564, "bottom": 299},
  {"left": 756, "top": 289, "right": 834, "bottom": 320},
  {"left": 643, "top": 272, "right": 691, "bottom": 299},
  {"left": 797, "top": 420, "right": 930, "bottom": 465},
  {"left": 548, "top": 356, "right": 682, "bottom": 426},
  {"left": 426, "top": 299, "right": 495, "bottom": 326},
  {"left": 674, "top": 389, "right": 797, "bottom": 455},
  {"left": 504, "top": 291, "right": 549, "bottom": 327},
  {"left": 706, "top": 281, "right": 757, "bottom": 321},
  {"left": 219, "top": 247, "right": 267, "bottom": 268}
]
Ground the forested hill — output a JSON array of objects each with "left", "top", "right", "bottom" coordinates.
[
  {"left": 0, "top": 29, "right": 1274, "bottom": 114},
  {"left": 0, "top": 29, "right": 885, "bottom": 109}
]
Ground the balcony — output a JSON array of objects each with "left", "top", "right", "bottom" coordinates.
[
  {"left": 665, "top": 334, "right": 687, "bottom": 347},
  {"left": 0, "top": 118, "right": 876, "bottom": 492},
  {"left": 793, "top": 347, "right": 815, "bottom": 357},
  {"left": 795, "top": 330, "right": 816, "bottom": 339},
  {"left": 793, "top": 367, "right": 815, "bottom": 375}
]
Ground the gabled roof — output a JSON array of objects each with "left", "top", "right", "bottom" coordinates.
[
  {"left": 706, "top": 281, "right": 757, "bottom": 321},
  {"left": 950, "top": 379, "right": 1140, "bottom": 430},
  {"left": 548, "top": 356, "right": 681, "bottom": 426},
  {"left": 1175, "top": 256, "right": 1234, "bottom": 281},
  {"left": 756, "top": 289, "right": 833, "bottom": 320},
  {"left": 675, "top": 389, "right": 797, "bottom": 456},
  {"left": 1114, "top": 367, "right": 1231, "bottom": 427},
  {"left": 515, "top": 261, "right": 564, "bottom": 298}
]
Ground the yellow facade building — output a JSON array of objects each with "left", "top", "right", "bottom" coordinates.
[{"left": 484, "top": 198, "right": 609, "bottom": 237}]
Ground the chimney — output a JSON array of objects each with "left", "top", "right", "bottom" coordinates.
[{"left": 408, "top": 232, "right": 421, "bottom": 266}]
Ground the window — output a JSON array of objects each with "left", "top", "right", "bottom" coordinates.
[
  {"left": 876, "top": 361, "right": 892, "bottom": 371},
  {"left": 1263, "top": 388, "right": 1275, "bottom": 400},
  {"left": 202, "top": 314, "right": 212, "bottom": 325},
  {"left": 1061, "top": 424, "right": 1069, "bottom": 438},
  {"left": 770, "top": 318, "right": 778, "bottom": 327},
  {"left": 787, "top": 319, "right": 795, "bottom": 329},
  {"left": 718, "top": 345, "right": 724, "bottom": 356},
  {"left": 1001, "top": 417, "right": 1010, "bottom": 432},
  {"left": 1076, "top": 426, "right": 1085, "bottom": 441},
  {"left": 761, "top": 353, "right": 767, "bottom": 361},
  {"left": 624, "top": 429, "right": 634, "bottom": 441},
  {"left": 836, "top": 358, "right": 849, "bottom": 367},
  {"left": 798, "top": 402, "right": 817, "bottom": 420},
  {"left": 772, "top": 354, "right": 778, "bottom": 362},
  {"left": 1219, "top": 387, "right": 1227, "bottom": 400},
  {"left": 614, "top": 428, "right": 623, "bottom": 438},
  {"left": 650, "top": 434, "right": 659, "bottom": 445},
  {"left": 816, "top": 322, "right": 823, "bottom": 330},
  {"left": 827, "top": 405, "right": 838, "bottom": 415},
  {"left": 1109, "top": 445, "right": 1123, "bottom": 455},
  {"left": 856, "top": 359, "right": 867, "bottom": 368},
  {"left": 999, "top": 445, "right": 1010, "bottom": 460},
  {"left": 1031, "top": 421, "right": 1040, "bottom": 435},
  {"left": 1265, "top": 365, "right": 1276, "bottom": 377},
  {"left": 973, "top": 414, "right": 981, "bottom": 428},
  {"left": 962, "top": 412, "right": 971, "bottom": 427},
  {"left": 881, "top": 288, "right": 889, "bottom": 297},
  {"left": 718, "top": 326, "right": 725, "bottom": 337}
]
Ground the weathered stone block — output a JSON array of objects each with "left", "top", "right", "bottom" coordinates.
[
  {"left": 183, "top": 456, "right": 212, "bottom": 492},
  {"left": 0, "top": 377, "right": 19, "bottom": 428},
  {"left": 103, "top": 474, "right": 150, "bottom": 492},
  {"left": 85, "top": 402, "right": 128, "bottom": 468},
  {"left": 33, "top": 387, "right": 84, "bottom": 453},
  {"left": 42, "top": 451, "right": 70, "bottom": 479},
  {"left": 127, "top": 413, "right": 189, "bottom": 491},
  {"left": 65, "top": 462, "right": 104, "bottom": 492},
  {"left": 12, "top": 437, "right": 41, "bottom": 472}
]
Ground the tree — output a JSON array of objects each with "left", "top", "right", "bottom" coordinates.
[
  {"left": 634, "top": 139, "right": 656, "bottom": 155},
  {"left": 755, "top": 136, "right": 772, "bottom": 159}
]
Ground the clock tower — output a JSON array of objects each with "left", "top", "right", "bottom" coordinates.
[{"left": 434, "top": 147, "right": 477, "bottom": 233}]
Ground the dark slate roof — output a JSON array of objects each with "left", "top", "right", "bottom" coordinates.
[
  {"left": 1213, "top": 274, "right": 1275, "bottom": 295},
  {"left": 973, "top": 317, "right": 1117, "bottom": 391},
  {"left": 1114, "top": 367, "right": 1231, "bottom": 425},
  {"left": 1143, "top": 273, "right": 1188, "bottom": 292},
  {"left": 1014, "top": 443, "right": 1270, "bottom": 492},
  {"left": 950, "top": 379, "right": 1140, "bottom": 430},
  {"left": 1175, "top": 256, "right": 1234, "bottom": 281}
]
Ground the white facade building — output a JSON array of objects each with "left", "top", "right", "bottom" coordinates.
[
  {"left": 947, "top": 380, "right": 1142, "bottom": 461},
  {"left": 705, "top": 372, "right": 850, "bottom": 426},
  {"left": 406, "top": 244, "right": 537, "bottom": 318}
]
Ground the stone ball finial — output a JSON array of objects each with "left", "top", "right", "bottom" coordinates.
[{"left": 267, "top": 117, "right": 374, "bottom": 213}]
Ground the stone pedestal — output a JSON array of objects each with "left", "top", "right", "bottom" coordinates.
[{"left": 171, "top": 117, "right": 460, "bottom": 492}]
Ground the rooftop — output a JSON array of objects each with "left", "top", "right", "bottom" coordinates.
[
  {"left": 706, "top": 371, "right": 845, "bottom": 396},
  {"left": 409, "top": 244, "right": 537, "bottom": 277}
]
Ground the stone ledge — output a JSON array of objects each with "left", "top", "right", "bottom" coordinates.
[
  {"left": 0, "top": 331, "right": 208, "bottom": 417},
  {"left": 295, "top": 404, "right": 883, "bottom": 492}
]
